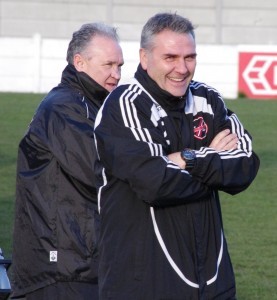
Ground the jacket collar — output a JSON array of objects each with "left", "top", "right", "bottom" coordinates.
[
  {"left": 134, "top": 64, "right": 187, "bottom": 111},
  {"left": 61, "top": 64, "right": 109, "bottom": 108}
]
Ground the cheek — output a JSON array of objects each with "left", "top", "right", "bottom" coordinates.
[
  {"left": 147, "top": 61, "right": 166, "bottom": 81},
  {"left": 95, "top": 69, "right": 112, "bottom": 85},
  {"left": 90, "top": 65, "right": 108, "bottom": 81},
  {"left": 188, "top": 61, "right": 197, "bottom": 73},
  {"left": 84, "top": 63, "right": 98, "bottom": 78}
]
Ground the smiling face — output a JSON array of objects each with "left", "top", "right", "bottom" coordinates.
[
  {"left": 140, "top": 30, "right": 197, "bottom": 97},
  {"left": 74, "top": 35, "right": 124, "bottom": 92}
]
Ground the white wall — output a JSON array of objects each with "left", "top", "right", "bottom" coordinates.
[
  {"left": 2, "top": 0, "right": 277, "bottom": 45},
  {"left": 0, "top": 35, "right": 276, "bottom": 99}
]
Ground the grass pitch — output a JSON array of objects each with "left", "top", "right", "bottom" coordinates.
[{"left": 0, "top": 93, "right": 276, "bottom": 299}]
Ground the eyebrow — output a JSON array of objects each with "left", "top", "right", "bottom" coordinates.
[
  {"left": 103, "top": 60, "right": 124, "bottom": 65},
  {"left": 163, "top": 52, "right": 197, "bottom": 58}
]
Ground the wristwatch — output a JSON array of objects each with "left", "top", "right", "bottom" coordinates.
[{"left": 180, "top": 148, "right": 196, "bottom": 170}]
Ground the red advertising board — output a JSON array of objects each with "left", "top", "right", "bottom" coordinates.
[{"left": 238, "top": 52, "right": 277, "bottom": 99}]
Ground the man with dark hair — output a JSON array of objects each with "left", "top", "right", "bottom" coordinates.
[
  {"left": 11, "top": 22, "right": 124, "bottom": 300},
  {"left": 94, "top": 13, "right": 259, "bottom": 299}
]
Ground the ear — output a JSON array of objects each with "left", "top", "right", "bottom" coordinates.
[
  {"left": 139, "top": 48, "right": 148, "bottom": 70},
  {"left": 73, "top": 53, "right": 86, "bottom": 72}
]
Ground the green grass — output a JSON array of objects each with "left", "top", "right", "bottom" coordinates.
[
  {"left": 220, "top": 99, "right": 277, "bottom": 299},
  {"left": 0, "top": 94, "right": 276, "bottom": 299},
  {"left": 0, "top": 92, "right": 44, "bottom": 258}
]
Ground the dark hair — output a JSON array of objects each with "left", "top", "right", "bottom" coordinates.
[
  {"left": 141, "top": 12, "right": 195, "bottom": 50},
  {"left": 66, "top": 22, "right": 119, "bottom": 64}
]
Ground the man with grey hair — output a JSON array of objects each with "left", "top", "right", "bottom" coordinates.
[
  {"left": 94, "top": 13, "right": 259, "bottom": 299},
  {"left": 11, "top": 22, "right": 124, "bottom": 300}
]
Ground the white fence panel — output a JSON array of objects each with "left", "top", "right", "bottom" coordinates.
[{"left": 0, "top": 35, "right": 276, "bottom": 99}]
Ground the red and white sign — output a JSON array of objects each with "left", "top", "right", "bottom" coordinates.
[{"left": 238, "top": 52, "right": 277, "bottom": 99}]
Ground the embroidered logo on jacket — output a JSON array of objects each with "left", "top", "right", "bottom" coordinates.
[
  {"left": 193, "top": 116, "right": 208, "bottom": 140},
  {"left": 49, "top": 251, "right": 58, "bottom": 262}
]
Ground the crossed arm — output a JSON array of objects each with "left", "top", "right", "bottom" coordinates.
[{"left": 168, "top": 129, "right": 238, "bottom": 169}]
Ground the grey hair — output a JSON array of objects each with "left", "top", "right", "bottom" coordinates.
[
  {"left": 66, "top": 22, "right": 119, "bottom": 64},
  {"left": 140, "top": 12, "right": 195, "bottom": 50}
]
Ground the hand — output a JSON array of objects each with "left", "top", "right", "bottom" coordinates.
[
  {"left": 167, "top": 152, "right": 186, "bottom": 169},
  {"left": 209, "top": 129, "right": 238, "bottom": 151}
]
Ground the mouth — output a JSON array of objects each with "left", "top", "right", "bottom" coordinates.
[
  {"left": 106, "top": 82, "right": 118, "bottom": 90},
  {"left": 168, "top": 77, "right": 185, "bottom": 82},
  {"left": 166, "top": 75, "right": 189, "bottom": 96}
]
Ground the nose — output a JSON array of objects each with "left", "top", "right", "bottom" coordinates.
[
  {"left": 111, "top": 66, "right": 121, "bottom": 80},
  {"left": 175, "top": 60, "right": 188, "bottom": 74}
]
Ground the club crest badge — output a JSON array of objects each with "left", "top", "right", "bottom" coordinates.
[
  {"left": 49, "top": 250, "right": 58, "bottom": 262},
  {"left": 193, "top": 116, "right": 208, "bottom": 140}
]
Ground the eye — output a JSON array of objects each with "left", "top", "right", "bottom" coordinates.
[
  {"left": 165, "top": 55, "right": 175, "bottom": 62},
  {"left": 185, "top": 54, "right": 197, "bottom": 62},
  {"left": 103, "top": 62, "right": 113, "bottom": 68}
]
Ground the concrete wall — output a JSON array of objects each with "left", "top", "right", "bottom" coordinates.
[
  {"left": 0, "top": 0, "right": 277, "bottom": 45},
  {"left": 3, "top": 34, "right": 277, "bottom": 99},
  {"left": 0, "top": 1, "right": 276, "bottom": 97},
  {"left": 1, "top": 35, "right": 277, "bottom": 98}
]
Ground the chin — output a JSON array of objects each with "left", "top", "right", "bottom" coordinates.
[
  {"left": 171, "top": 91, "right": 186, "bottom": 97},
  {"left": 106, "top": 86, "right": 115, "bottom": 92},
  {"left": 167, "top": 85, "right": 187, "bottom": 97}
]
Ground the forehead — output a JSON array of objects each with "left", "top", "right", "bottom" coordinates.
[
  {"left": 90, "top": 34, "right": 116, "bottom": 45},
  {"left": 151, "top": 30, "right": 196, "bottom": 53},
  {"left": 85, "top": 35, "right": 123, "bottom": 58}
]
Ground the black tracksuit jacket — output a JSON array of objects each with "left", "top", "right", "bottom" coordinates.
[
  {"left": 11, "top": 64, "right": 108, "bottom": 297},
  {"left": 94, "top": 65, "right": 260, "bottom": 300}
]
